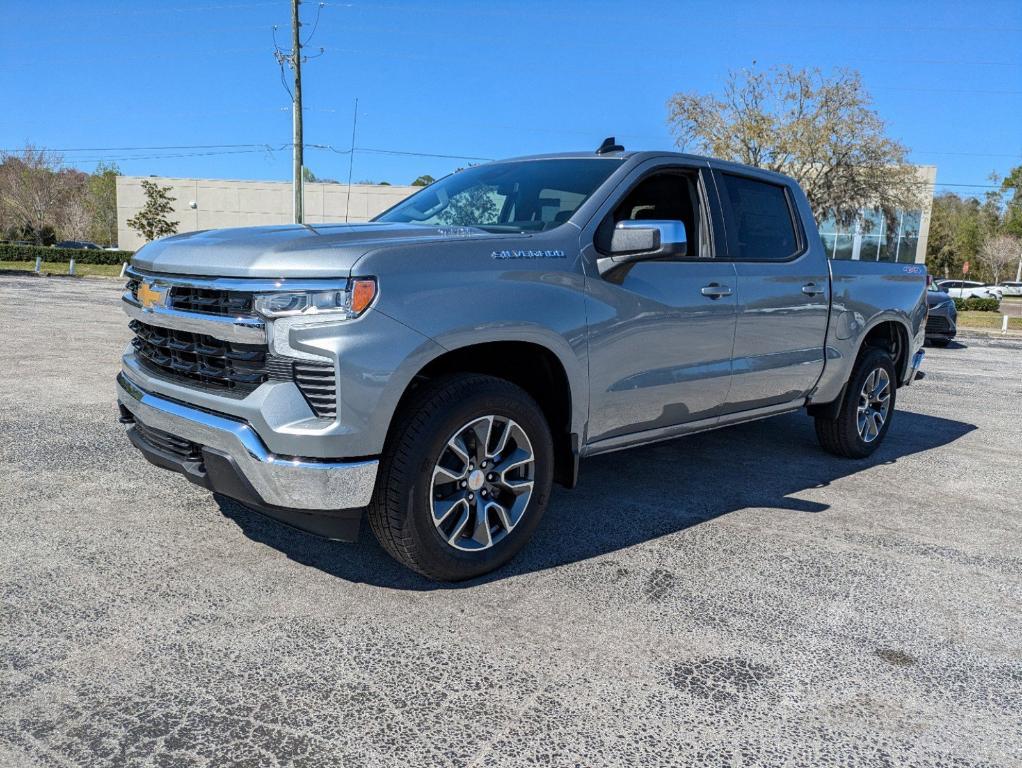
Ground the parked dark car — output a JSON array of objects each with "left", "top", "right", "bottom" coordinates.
[
  {"left": 54, "top": 240, "right": 104, "bottom": 250},
  {"left": 925, "top": 283, "right": 957, "bottom": 346}
]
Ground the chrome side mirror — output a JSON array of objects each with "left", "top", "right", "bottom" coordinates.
[{"left": 597, "top": 220, "right": 688, "bottom": 276}]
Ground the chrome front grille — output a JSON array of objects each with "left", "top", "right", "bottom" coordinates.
[
  {"left": 125, "top": 277, "right": 253, "bottom": 316},
  {"left": 125, "top": 271, "right": 339, "bottom": 419},
  {"left": 169, "top": 286, "right": 255, "bottom": 316},
  {"left": 130, "top": 319, "right": 268, "bottom": 392}
]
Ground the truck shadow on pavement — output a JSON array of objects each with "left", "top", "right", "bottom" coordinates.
[{"left": 214, "top": 409, "right": 975, "bottom": 590}]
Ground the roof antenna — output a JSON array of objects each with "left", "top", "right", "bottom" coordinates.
[{"left": 596, "top": 136, "right": 624, "bottom": 155}]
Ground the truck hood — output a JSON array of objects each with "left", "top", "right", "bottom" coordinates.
[{"left": 131, "top": 222, "right": 501, "bottom": 278}]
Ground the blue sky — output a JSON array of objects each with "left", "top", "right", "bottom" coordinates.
[{"left": 3, "top": 0, "right": 1020, "bottom": 196}]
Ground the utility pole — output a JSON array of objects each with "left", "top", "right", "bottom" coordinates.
[
  {"left": 344, "top": 97, "right": 358, "bottom": 223},
  {"left": 291, "top": 0, "right": 304, "bottom": 224}
]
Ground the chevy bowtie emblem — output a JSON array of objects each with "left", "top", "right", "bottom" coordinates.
[{"left": 137, "top": 281, "right": 167, "bottom": 310}]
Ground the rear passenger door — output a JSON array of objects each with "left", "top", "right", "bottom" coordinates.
[{"left": 714, "top": 170, "right": 830, "bottom": 414}]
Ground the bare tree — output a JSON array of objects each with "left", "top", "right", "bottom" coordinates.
[
  {"left": 59, "top": 193, "right": 92, "bottom": 241},
  {"left": 667, "top": 66, "right": 924, "bottom": 228},
  {"left": 51, "top": 168, "right": 90, "bottom": 241},
  {"left": 0, "top": 145, "right": 77, "bottom": 242},
  {"left": 977, "top": 235, "right": 1022, "bottom": 286}
]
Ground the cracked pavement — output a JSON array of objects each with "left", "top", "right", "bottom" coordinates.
[{"left": 1, "top": 276, "right": 1020, "bottom": 767}]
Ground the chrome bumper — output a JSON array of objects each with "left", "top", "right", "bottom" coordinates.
[{"left": 116, "top": 374, "right": 378, "bottom": 510}]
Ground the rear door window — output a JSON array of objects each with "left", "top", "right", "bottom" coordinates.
[{"left": 720, "top": 174, "right": 800, "bottom": 260}]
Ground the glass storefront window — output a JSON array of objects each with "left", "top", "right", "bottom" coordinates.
[
  {"left": 897, "top": 238, "right": 919, "bottom": 263},
  {"left": 901, "top": 211, "right": 921, "bottom": 238},
  {"left": 823, "top": 207, "right": 924, "bottom": 263},
  {"left": 817, "top": 214, "right": 838, "bottom": 235},
  {"left": 833, "top": 234, "right": 854, "bottom": 260},
  {"left": 860, "top": 208, "right": 884, "bottom": 236},
  {"left": 859, "top": 236, "right": 880, "bottom": 262},
  {"left": 879, "top": 236, "right": 899, "bottom": 262}
]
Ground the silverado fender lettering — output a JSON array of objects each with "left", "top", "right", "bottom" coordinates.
[{"left": 490, "top": 249, "right": 566, "bottom": 260}]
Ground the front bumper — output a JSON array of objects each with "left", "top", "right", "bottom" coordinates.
[
  {"left": 116, "top": 373, "right": 378, "bottom": 540},
  {"left": 925, "top": 309, "right": 957, "bottom": 341}
]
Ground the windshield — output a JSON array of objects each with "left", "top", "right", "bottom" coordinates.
[{"left": 374, "top": 158, "right": 623, "bottom": 233}]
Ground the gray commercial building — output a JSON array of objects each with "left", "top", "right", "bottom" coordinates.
[
  {"left": 817, "top": 165, "right": 936, "bottom": 264},
  {"left": 116, "top": 176, "right": 418, "bottom": 251}
]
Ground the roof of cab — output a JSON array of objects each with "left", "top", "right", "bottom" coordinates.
[{"left": 491, "top": 149, "right": 799, "bottom": 187}]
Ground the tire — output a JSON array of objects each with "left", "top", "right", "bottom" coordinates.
[
  {"left": 814, "top": 347, "right": 898, "bottom": 459},
  {"left": 368, "top": 373, "right": 554, "bottom": 581},
  {"left": 929, "top": 338, "right": 951, "bottom": 347}
]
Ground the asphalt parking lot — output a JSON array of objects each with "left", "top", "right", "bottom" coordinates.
[{"left": 2, "top": 276, "right": 1020, "bottom": 767}]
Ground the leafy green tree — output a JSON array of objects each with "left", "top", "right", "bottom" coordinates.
[
  {"left": 86, "top": 162, "right": 119, "bottom": 246},
  {"left": 667, "top": 66, "right": 923, "bottom": 228},
  {"left": 999, "top": 165, "right": 1022, "bottom": 239},
  {"left": 926, "top": 193, "right": 982, "bottom": 279},
  {"left": 411, "top": 174, "right": 436, "bottom": 187},
  {"left": 127, "top": 180, "right": 178, "bottom": 243}
]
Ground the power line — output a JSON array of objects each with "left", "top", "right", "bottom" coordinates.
[
  {"left": 934, "top": 182, "right": 1011, "bottom": 189},
  {"left": 358, "top": 147, "right": 495, "bottom": 162},
  {"left": 305, "top": 145, "right": 494, "bottom": 162},
  {"left": 0, "top": 143, "right": 275, "bottom": 153},
  {"left": 46, "top": 147, "right": 289, "bottom": 164}
]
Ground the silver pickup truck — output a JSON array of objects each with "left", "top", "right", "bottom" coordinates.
[{"left": 117, "top": 144, "right": 927, "bottom": 580}]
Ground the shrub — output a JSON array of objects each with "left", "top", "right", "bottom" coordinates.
[
  {"left": 0, "top": 242, "right": 133, "bottom": 265},
  {"left": 952, "top": 297, "right": 1000, "bottom": 312}
]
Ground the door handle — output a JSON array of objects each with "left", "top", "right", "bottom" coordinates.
[
  {"left": 801, "top": 282, "right": 825, "bottom": 296},
  {"left": 700, "top": 283, "right": 733, "bottom": 299}
]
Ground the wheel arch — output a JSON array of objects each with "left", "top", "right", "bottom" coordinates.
[
  {"left": 857, "top": 317, "right": 912, "bottom": 385},
  {"left": 386, "top": 339, "right": 582, "bottom": 488},
  {"left": 808, "top": 315, "right": 912, "bottom": 420}
]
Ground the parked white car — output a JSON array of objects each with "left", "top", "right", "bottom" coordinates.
[
  {"left": 996, "top": 281, "right": 1022, "bottom": 297},
  {"left": 935, "top": 280, "right": 1002, "bottom": 300}
]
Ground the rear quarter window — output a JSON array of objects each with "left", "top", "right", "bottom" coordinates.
[{"left": 721, "top": 174, "right": 799, "bottom": 260}]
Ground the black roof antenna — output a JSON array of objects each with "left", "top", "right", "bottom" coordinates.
[{"left": 596, "top": 136, "right": 624, "bottom": 155}]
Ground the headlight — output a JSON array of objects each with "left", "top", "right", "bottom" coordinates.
[
  {"left": 934, "top": 299, "right": 953, "bottom": 310},
  {"left": 254, "top": 278, "right": 377, "bottom": 319}
]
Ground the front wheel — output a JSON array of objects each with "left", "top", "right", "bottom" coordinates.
[
  {"left": 814, "top": 347, "right": 897, "bottom": 459},
  {"left": 368, "top": 374, "right": 554, "bottom": 581}
]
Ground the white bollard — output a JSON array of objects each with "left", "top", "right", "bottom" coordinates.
[
  {"left": 119, "top": 262, "right": 128, "bottom": 278},
  {"left": 1003, "top": 315, "right": 1010, "bottom": 334},
  {"left": 34, "top": 256, "right": 41, "bottom": 273},
  {"left": 68, "top": 258, "right": 75, "bottom": 276}
]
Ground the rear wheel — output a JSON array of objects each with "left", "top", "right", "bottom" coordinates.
[
  {"left": 368, "top": 374, "right": 554, "bottom": 581},
  {"left": 815, "top": 347, "right": 897, "bottom": 459}
]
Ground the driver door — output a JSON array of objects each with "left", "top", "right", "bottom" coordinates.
[{"left": 582, "top": 162, "right": 737, "bottom": 447}]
